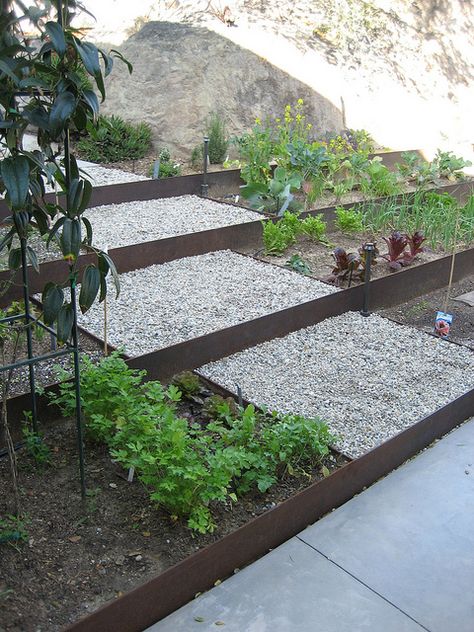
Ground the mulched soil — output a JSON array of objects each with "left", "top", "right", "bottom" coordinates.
[
  {"left": 0, "top": 399, "right": 346, "bottom": 632},
  {"left": 237, "top": 229, "right": 452, "bottom": 287},
  {"left": 379, "top": 274, "right": 474, "bottom": 350}
]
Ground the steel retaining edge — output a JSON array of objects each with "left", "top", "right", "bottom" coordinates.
[
  {"left": 64, "top": 385, "right": 474, "bottom": 632},
  {"left": 1, "top": 178, "right": 473, "bottom": 307},
  {"left": 3, "top": 243, "right": 474, "bottom": 428}
]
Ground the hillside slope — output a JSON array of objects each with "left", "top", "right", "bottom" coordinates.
[{"left": 85, "top": 0, "right": 474, "bottom": 159}]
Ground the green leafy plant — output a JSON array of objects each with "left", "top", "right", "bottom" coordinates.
[
  {"left": 241, "top": 166, "right": 302, "bottom": 215},
  {"left": 205, "top": 112, "right": 229, "bottom": 164},
  {"left": 77, "top": 114, "right": 151, "bottom": 163},
  {"left": 299, "top": 214, "right": 327, "bottom": 242},
  {"left": 171, "top": 371, "right": 201, "bottom": 397},
  {"left": 262, "top": 218, "right": 297, "bottom": 255},
  {"left": 432, "top": 149, "right": 471, "bottom": 180},
  {"left": 149, "top": 147, "right": 181, "bottom": 178},
  {"left": 285, "top": 254, "right": 311, "bottom": 275},
  {"left": 360, "top": 158, "right": 401, "bottom": 197},
  {"left": 22, "top": 412, "right": 51, "bottom": 468},
  {"left": 0, "top": 515, "right": 28, "bottom": 545},
  {"left": 51, "top": 353, "right": 336, "bottom": 533},
  {"left": 335, "top": 207, "right": 364, "bottom": 233}
]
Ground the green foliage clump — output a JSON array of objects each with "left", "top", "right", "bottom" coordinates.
[
  {"left": 0, "top": 515, "right": 28, "bottom": 545},
  {"left": 285, "top": 254, "right": 311, "bottom": 275},
  {"left": 77, "top": 115, "right": 152, "bottom": 163},
  {"left": 241, "top": 166, "right": 302, "bottom": 215},
  {"left": 335, "top": 207, "right": 364, "bottom": 233},
  {"left": 171, "top": 371, "right": 201, "bottom": 397},
  {"left": 205, "top": 112, "right": 229, "bottom": 164},
  {"left": 149, "top": 147, "right": 181, "bottom": 178},
  {"left": 22, "top": 413, "right": 51, "bottom": 468},
  {"left": 360, "top": 158, "right": 401, "bottom": 197},
  {"left": 300, "top": 214, "right": 327, "bottom": 241},
  {"left": 51, "top": 353, "right": 335, "bottom": 533}
]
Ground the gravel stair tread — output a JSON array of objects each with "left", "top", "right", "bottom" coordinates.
[
  {"left": 85, "top": 195, "right": 262, "bottom": 250},
  {"left": 197, "top": 311, "right": 474, "bottom": 458},
  {"left": 77, "top": 249, "right": 337, "bottom": 356}
]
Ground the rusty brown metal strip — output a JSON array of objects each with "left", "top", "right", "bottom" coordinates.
[
  {"left": 125, "top": 245, "right": 474, "bottom": 381},
  {"left": 0, "top": 220, "right": 263, "bottom": 306},
  {"left": 64, "top": 386, "right": 474, "bottom": 632}
]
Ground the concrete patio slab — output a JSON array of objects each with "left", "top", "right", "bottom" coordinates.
[
  {"left": 146, "top": 537, "right": 424, "bottom": 632},
  {"left": 299, "top": 419, "right": 474, "bottom": 632}
]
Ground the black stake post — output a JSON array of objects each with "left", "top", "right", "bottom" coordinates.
[
  {"left": 360, "top": 242, "right": 375, "bottom": 317},
  {"left": 20, "top": 237, "right": 38, "bottom": 432},
  {"left": 201, "top": 136, "right": 210, "bottom": 197}
]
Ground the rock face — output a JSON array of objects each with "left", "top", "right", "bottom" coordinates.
[{"left": 102, "top": 21, "right": 343, "bottom": 158}]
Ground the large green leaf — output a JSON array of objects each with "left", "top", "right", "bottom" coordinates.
[
  {"left": 0, "top": 58, "right": 19, "bottom": 84},
  {"left": 1, "top": 155, "right": 30, "bottom": 210},
  {"left": 26, "top": 245, "right": 39, "bottom": 273},
  {"left": 42, "top": 283, "right": 64, "bottom": 326},
  {"left": 44, "top": 21, "right": 66, "bottom": 57},
  {"left": 49, "top": 91, "right": 76, "bottom": 134},
  {"left": 98, "top": 251, "right": 120, "bottom": 299},
  {"left": 74, "top": 40, "right": 100, "bottom": 76},
  {"left": 60, "top": 217, "right": 81, "bottom": 261},
  {"left": 56, "top": 302, "right": 74, "bottom": 343},
  {"left": 81, "top": 89, "right": 99, "bottom": 122},
  {"left": 8, "top": 247, "right": 21, "bottom": 270},
  {"left": 22, "top": 106, "right": 50, "bottom": 130},
  {"left": 79, "top": 264, "right": 100, "bottom": 313},
  {"left": 67, "top": 177, "right": 92, "bottom": 215}
]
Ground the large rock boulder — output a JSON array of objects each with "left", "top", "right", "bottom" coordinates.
[{"left": 102, "top": 21, "right": 343, "bottom": 159}]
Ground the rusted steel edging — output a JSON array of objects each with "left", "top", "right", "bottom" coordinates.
[
  {"left": 0, "top": 219, "right": 263, "bottom": 306},
  {"left": 125, "top": 245, "right": 474, "bottom": 381},
  {"left": 64, "top": 386, "right": 474, "bottom": 632}
]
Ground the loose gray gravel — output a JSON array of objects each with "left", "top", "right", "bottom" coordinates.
[
  {"left": 84, "top": 195, "right": 261, "bottom": 250},
  {"left": 77, "top": 250, "right": 336, "bottom": 356},
  {"left": 198, "top": 311, "right": 474, "bottom": 458}
]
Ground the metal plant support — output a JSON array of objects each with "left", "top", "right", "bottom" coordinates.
[
  {"left": 201, "top": 136, "right": 210, "bottom": 196},
  {"left": 360, "top": 242, "right": 375, "bottom": 317}
]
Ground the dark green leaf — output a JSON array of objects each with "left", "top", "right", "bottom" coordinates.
[
  {"left": 0, "top": 228, "right": 14, "bottom": 254},
  {"left": 99, "top": 48, "right": 113, "bottom": 77},
  {"left": 60, "top": 217, "right": 81, "bottom": 261},
  {"left": 82, "top": 216, "right": 93, "bottom": 246},
  {"left": 42, "top": 283, "right": 64, "bottom": 326},
  {"left": 1, "top": 155, "right": 30, "bottom": 210},
  {"left": 8, "top": 247, "right": 21, "bottom": 270},
  {"left": 32, "top": 206, "right": 50, "bottom": 235},
  {"left": 74, "top": 40, "right": 100, "bottom": 76},
  {"left": 26, "top": 246, "right": 39, "bottom": 273},
  {"left": 0, "top": 59, "right": 19, "bottom": 84},
  {"left": 47, "top": 216, "right": 65, "bottom": 248},
  {"left": 49, "top": 92, "right": 76, "bottom": 134},
  {"left": 99, "top": 251, "right": 120, "bottom": 298},
  {"left": 79, "top": 265, "right": 100, "bottom": 313},
  {"left": 22, "top": 106, "right": 50, "bottom": 130},
  {"left": 81, "top": 89, "right": 99, "bottom": 121},
  {"left": 56, "top": 302, "right": 74, "bottom": 343},
  {"left": 111, "top": 49, "right": 133, "bottom": 74},
  {"left": 44, "top": 21, "right": 66, "bottom": 57}
]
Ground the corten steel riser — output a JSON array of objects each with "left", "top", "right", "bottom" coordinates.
[
  {"left": 2, "top": 243, "right": 474, "bottom": 437},
  {"left": 64, "top": 386, "right": 474, "bottom": 632},
  {"left": 1, "top": 179, "right": 473, "bottom": 307}
]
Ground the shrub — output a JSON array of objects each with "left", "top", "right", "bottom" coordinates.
[
  {"left": 149, "top": 147, "right": 181, "bottom": 178},
  {"left": 77, "top": 114, "right": 152, "bottom": 163},
  {"left": 205, "top": 112, "right": 229, "bottom": 164}
]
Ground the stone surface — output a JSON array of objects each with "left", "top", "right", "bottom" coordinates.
[
  {"left": 300, "top": 418, "right": 474, "bottom": 632},
  {"left": 453, "top": 290, "right": 474, "bottom": 307},
  {"left": 102, "top": 21, "right": 343, "bottom": 158},
  {"left": 146, "top": 538, "right": 423, "bottom": 632}
]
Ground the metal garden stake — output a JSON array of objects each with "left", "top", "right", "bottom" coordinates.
[
  {"left": 201, "top": 136, "right": 210, "bottom": 196},
  {"left": 361, "top": 242, "right": 375, "bottom": 317}
]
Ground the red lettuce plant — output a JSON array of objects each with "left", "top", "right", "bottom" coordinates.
[
  {"left": 325, "top": 247, "right": 361, "bottom": 286},
  {"left": 381, "top": 231, "right": 410, "bottom": 270},
  {"left": 407, "top": 231, "right": 426, "bottom": 258}
]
